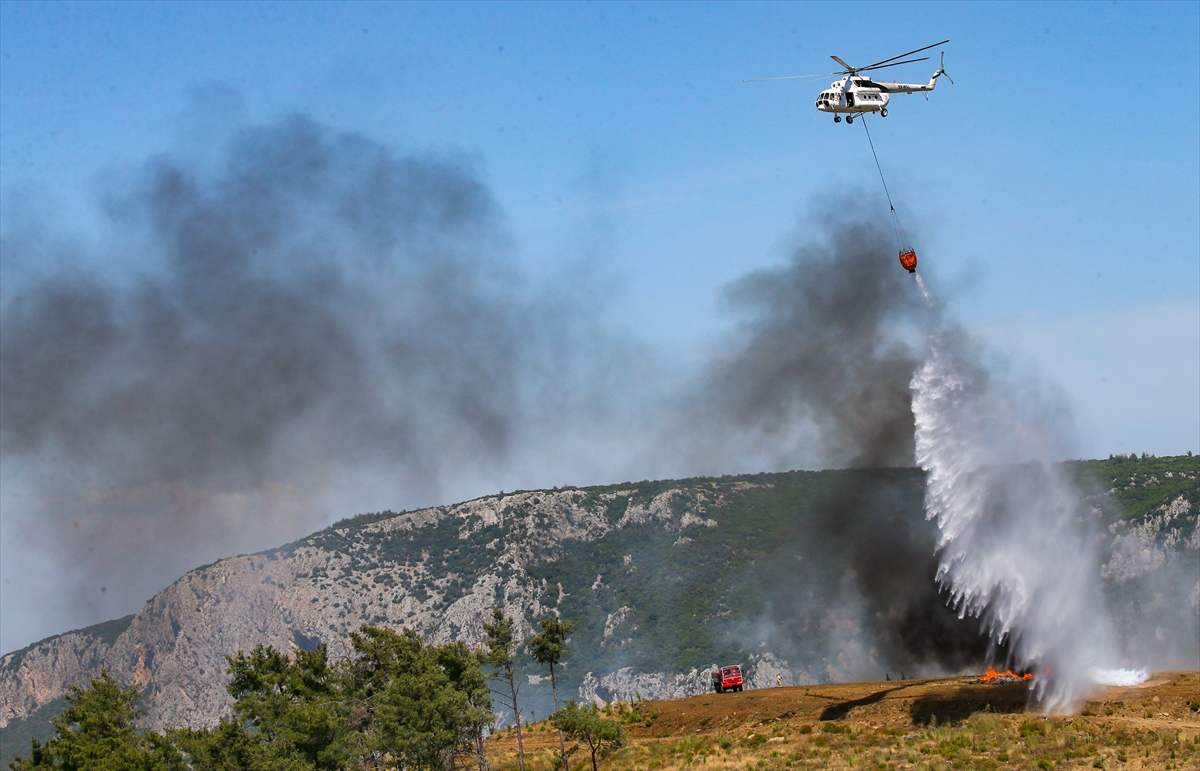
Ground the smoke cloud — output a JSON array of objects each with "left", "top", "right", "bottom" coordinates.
[
  {"left": 1, "top": 113, "right": 641, "bottom": 648},
  {"left": 2, "top": 107, "right": 1189, "bottom": 691},
  {"left": 667, "top": 211, "right": 1003, "bottom": 675},
  {"left": 665, "top": 201, "right": 925, "bottom": 475}
]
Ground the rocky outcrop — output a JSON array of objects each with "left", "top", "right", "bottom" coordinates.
[
  {"left": 0, "top": 627, "right": 116, "bottom": 729},
  {"left": 578, "top": 667, "right": 714, "bottom": 704},
  {"left": 1103, "top": 496, "right": 1198, "bottom": 583},
  {"left": 576, "top": 654, "right": 820, "bottom": 705}
]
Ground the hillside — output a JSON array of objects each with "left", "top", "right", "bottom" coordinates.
[
  {"left": 1, "top": 455, "right": 1196, "bottom": 763},
  {"left": 488, "top": 671, "right": 1200, "bottom": 770}
]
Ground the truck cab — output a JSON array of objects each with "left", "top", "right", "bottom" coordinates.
[{"left": 711, "top": 665, "right": 745, "bottom": 693}]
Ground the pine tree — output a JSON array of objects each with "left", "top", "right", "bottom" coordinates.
[
  {"left": 8, "top": 671, "right": 178, "bottom": 771},
  {"left": 483, "top": 608, "right": 526, "bottom": 771},
  {"left": 530, "top": 615, "right": 574, "bottom": 771}
]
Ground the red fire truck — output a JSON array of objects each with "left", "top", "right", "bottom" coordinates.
[{"left": 711, "top": 665, "right": 744, "bottom": 693}]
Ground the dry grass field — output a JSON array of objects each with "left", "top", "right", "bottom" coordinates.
[{"left": 487, "top": 671, "right": 1199, "bottom": 771}]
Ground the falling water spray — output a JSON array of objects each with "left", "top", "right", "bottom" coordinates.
[{"left": 909, "top": 277, "right": 1146, "bottom": 712}]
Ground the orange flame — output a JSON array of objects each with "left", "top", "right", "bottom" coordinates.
[{"left": 980, "top": 666, "right": 1034, "bottom": 683}]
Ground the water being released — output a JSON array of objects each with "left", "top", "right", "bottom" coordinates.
[
  {"left": 913, "top": 273, "right": 935, "bottom": 307},
  {"left": 911, "top": 323, "right": 1128, "bottom": 712}
]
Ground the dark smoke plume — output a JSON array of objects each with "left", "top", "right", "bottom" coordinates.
[
  {"left": 812, "top": 474, "right": 1001, "bottom": 674},
  {"left": 673, "top": 204, "right": 998, "bottom": 673},
  {"left": 1, "top": 114, "right": 590, "bottom": 644},
  {"left": 669, "top": 201, "right": 926, "bottom": 475},
  {"left": 3, "top": 116, "right": 524, "bottom": 479}
]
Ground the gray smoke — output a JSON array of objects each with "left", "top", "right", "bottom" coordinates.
[
  {"left": 3, "top": 109, "right": 1186, "bottom": 685},
  {"left": 4, "top": 116, "right": 526, "bottom": 479},
  {"left": 0, "top": 149, "right": 967, "bottom": 666},
  {"left": 666, "top": 199, "right": 926, "bottom": 476},
  {"left": 0, "top": 114, "right": 637, "bottom": 647},
  {"left": 664, "top": 205, "right": 1012, "bottom": 674}
]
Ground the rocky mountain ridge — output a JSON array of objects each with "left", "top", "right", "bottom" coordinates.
[
  {"left": 1, "top": 482, "right": 739, "bottom": 731},
  {"left": 2, "top": 456, "right": 1196, "bottom": 751}
]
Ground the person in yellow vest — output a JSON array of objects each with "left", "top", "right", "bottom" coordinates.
[{"left": 776, "top": 673, "right": 782, "bottom": 687}]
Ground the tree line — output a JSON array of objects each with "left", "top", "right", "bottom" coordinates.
[{"left": 9, "top": 610, "right": 625, "bottom": 771}]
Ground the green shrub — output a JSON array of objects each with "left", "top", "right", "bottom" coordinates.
[
  {"left": 671, "top": 736, "right": 707, "bottom": 755},
  {"left": 1020, "top": 720, "right": 1045, "bottom": 737}
]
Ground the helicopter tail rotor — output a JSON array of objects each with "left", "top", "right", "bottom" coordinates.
[{"left": 934, "top": 51, "right": 954, "bottom": 84}]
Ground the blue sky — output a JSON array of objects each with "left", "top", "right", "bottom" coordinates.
[
  {"left": 4, "top": 2, "right": 1198, "bottom": 317},
  {"left": 1, "top": 0, "right": 1198, "bottom": 652},
  {"left": 4, "top": 2, "right": 1197, "bottom": 458},
  {"left": 3, "top": 1, "right": 1197, "bottom": 449}
]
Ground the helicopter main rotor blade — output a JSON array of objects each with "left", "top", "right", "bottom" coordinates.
[
  {"left": 858, "top": 56, "right": 930, "bottom": 73},
  {"left": 743, "top": 71, "right": 841, "bottom": 83},
  {"left": 862, "top": 39, "right": 948, "bottom": 71},
  {"left": 830, "top": 55, "right": 854, "bottom": 72}
]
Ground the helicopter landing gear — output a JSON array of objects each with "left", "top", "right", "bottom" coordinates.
[
  {"left": 880, "top": 108, "right": 888, "bottom": 117},
  {"left": 846, "top": 115, "right": 854, "bottom": 124},
  {"left": 834, "top": 115, "right": 841, "bottom": 123}
]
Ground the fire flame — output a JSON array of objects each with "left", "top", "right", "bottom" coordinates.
[{"left": 980, "top": 666, "right": 1034, "bottom": 684}]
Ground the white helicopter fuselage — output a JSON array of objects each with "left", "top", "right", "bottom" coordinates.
[{"left": 815, "top": 72, "right": 941, "bottom": 115}]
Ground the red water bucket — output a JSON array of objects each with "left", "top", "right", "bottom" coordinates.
[{"left": 898, "top": 250, "right": 917, "bottom": 273}]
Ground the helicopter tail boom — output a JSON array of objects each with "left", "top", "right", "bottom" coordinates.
[{"left": 878, "top": 52, "right": 952, "bottom": 94}]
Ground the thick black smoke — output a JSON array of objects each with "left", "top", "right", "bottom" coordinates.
[
  {"left": 677, "top": 205, "right": 997, "bottom": 673},
  {"left": 669, "top": 202, "right": 924, "bottom": 475},
  {"left": 812, "top": 474, "right": 1001, "bottom": 674}
]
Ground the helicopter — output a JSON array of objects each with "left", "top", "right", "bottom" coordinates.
[{"left": 746, "top": 40, "right": 952, "bottom": 124}]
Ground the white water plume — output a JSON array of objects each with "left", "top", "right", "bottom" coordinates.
[
  {"left": 911, "top": 320, "right": 1125, "bottom": 713},
  {"left": 913, "top": 273, "right": 935, "bottom": 308},
  {"left": 1087, "top": 667, "right": 1149, "bottom": 687}
]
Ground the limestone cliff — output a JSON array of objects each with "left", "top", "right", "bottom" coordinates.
[{"left": 1, "top": 484, "right": 730, "bottom": 730}]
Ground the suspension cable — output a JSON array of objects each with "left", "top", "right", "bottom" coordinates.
[{"left": 860, "top": 116, "right": 906, "bottom": 250}]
